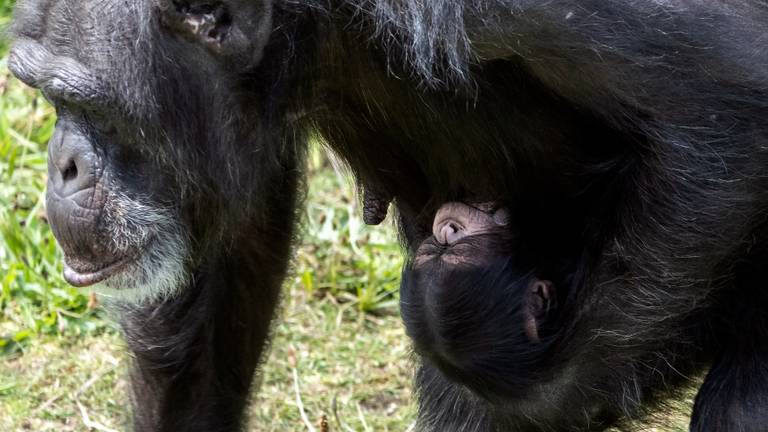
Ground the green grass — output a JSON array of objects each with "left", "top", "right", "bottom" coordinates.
[{"left": 0, "top": 2, "right": 693, "bottom": 430}]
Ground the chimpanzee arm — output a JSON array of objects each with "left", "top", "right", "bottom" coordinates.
[{"left": 118, "top": 176, "right": 299, "bottom": 432}]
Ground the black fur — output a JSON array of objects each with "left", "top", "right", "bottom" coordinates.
[
  {"left": 401, "top": 257, "right": 562, "bottom": 399},
  {"left": 9, "top": 0, "right": 768, "bottom": 431}
]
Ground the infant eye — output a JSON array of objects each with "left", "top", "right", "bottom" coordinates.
[
  {"left": 492, "top": 208, "right": 510, "bottom": 226},
  {"left": 469, "top": 202, "right": 497, "bottom": 213}
]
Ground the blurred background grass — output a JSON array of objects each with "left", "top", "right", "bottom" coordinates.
[{"left": 0, "top": 1, "right": 694, "bottom": 430}]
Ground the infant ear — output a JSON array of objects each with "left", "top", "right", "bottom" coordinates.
[
  {"left": 532, "top": 280, "right": 554, "bottom": 298},
  {"left": 530, "top": 280, "right": 556, "bottom": 315}
]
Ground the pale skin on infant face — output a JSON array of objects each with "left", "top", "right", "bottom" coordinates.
[
  {"left": 432, "top": 202, "right": 511, "bottom": 245},
  {"left": 416, "top": 201, "right": 557, "bottom": 343},
  {"left": 414, "top": 201, "right": 511, "bottom": 266},
  {"left": 525, "top": 279, "right": 555, "bottom": 343}
]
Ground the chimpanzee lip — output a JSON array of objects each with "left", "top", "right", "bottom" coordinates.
[
  {"left": 63, "top": 257, "right": 133, "bottom": 287},
  {"left": 61, "top": 235, "right": 157, "bottom": 288}
]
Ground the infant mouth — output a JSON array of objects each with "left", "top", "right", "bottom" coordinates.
[{"left": 63, "top": 257, "right": 133, "bottom": 287}]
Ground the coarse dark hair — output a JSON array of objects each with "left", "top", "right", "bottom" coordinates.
[{"left": 9, "top": 1, "right": 768, "bottom": 431}]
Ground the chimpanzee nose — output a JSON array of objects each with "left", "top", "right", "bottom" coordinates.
[
  {"left": 435, "top": 220, "right": 467, "bottom": 245},
  {"left": 48, "top": 126, "right": 99, "bottom": 197}
]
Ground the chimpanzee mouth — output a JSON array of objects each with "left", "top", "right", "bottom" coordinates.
[
  {"left": 61, "top": 237, "right": 156, "bottom": 288},
  {"left": 46, "top": 187, "right": 189, "bottom": 301},
  {"left": 63, "top": 256, "right": 136, "bottom": 287}
]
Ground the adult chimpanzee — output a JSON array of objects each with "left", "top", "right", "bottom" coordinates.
[{"left": 8, "top": 0, "right": 768, "bottom": 431}]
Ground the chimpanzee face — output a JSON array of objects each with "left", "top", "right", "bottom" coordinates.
[
  {"left": 401, "top": 202, "right": 561, "bottom": 400},
  {"left": 8, "top": 0, "right": 276, "bottom": 301},
  {"left": 414, "top": 201, "right": 512, "bottom": 267}
]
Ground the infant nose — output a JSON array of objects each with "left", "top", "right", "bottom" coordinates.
[{"left": 435, "top": 220, "right": 467, "bottom": 245}]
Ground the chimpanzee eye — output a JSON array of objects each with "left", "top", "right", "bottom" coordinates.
[
  {"left": 40, "top": 90, "right": 62, "bottom": 109},
  {"left": 40, "top": 90, "right": 53, "bottom": 105},
  {"left": 85, "top": 109, "right": 117, "bottom": 135}
]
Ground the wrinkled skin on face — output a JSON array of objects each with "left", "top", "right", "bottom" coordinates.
[
  {"left": 8, "top": 0, "right": 280, "bottom": 302},
  {"left": 10, "top": 33, "right": 191, "bottom": 300},
  {"left": 414, "top": 202, "right": 513, "bottom": 266}
]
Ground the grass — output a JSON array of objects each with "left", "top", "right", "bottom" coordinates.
[{"left": 0, "top": 1, "right": 692, "bottom": 430}]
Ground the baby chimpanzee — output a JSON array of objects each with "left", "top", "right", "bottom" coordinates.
[
  {"left": 398, "top": 201, "right": 566, "bottom": 400},
  {"left": 411, "top": 202, "right": 557, "bottom": 343}
]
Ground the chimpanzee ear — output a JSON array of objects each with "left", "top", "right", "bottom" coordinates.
[{"left": 159, "top": 1, "right": 242, "bottom": 54}]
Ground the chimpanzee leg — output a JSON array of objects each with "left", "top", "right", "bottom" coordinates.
[
  {"left": 691, "top": 344, "right": 768, "bottom": 431},
  {"left": 691, "top": 267, "right": 768, "bottom": 432},
  {"left": 118, "top": 181, "right": 299, "bottom": 431}
]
